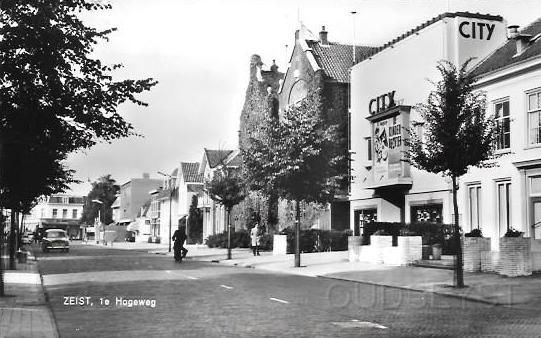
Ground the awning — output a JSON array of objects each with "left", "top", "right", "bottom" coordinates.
[{"left": 127, "top": 222, "right": 139, "bottom": 232}]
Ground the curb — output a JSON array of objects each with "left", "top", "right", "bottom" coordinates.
[
  {"left": 33, "top": 251, "right": 61, "bottom": 338},
  {"left": 316, "top": 275, "right": 511, "bottom": 307}
]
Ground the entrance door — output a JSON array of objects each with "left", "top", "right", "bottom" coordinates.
[{"left": 532, "top": 197, "right": 541, "bottom": 239}]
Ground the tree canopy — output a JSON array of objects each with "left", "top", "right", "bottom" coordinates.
[
  {"left": 406, "top": 59, "right": 497, "bottom": 178},
  {"left": 243, "top": 91, "right": 344, "bottom": 204},
  {"left": 80, "top": 175, "right": 119, "bottom": 225},
  {"left": 207, "top": 166, "right": 247, "bottom": 212},
  {"left": 0, "top": 0, "right": 157, "bottom": 213}
]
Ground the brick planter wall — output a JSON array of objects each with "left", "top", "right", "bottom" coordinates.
[
  {"left": 463, "top": 237, "right": 491, "bottom": 272},
  {"left": 397, "top": 236, "right": 422, "bottom": 265},
  {"left": 273, "top": 235, "right": 287, "bottom": 255},
  {"left": 481, "top": 251, "right": 499, "bottom": 273},
  {"left": 371, "top": 236, "right": 393, "bottom": 264},
  {"left": 348, "top": 236, "right": 361, "bottom": 262},
  {"left": 497, "top": 237, "right": 532, "bottom": 277}
]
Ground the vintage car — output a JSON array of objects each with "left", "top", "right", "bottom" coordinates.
[{"left": 42, "top": 229, "right": 70, "bottom": 253}]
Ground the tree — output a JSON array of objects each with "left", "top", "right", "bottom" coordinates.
[
  {"left": 406, "top": 59, "right": 497, "bottom": 288},
  {"left": 80, "top": 175, "right": 119, "bottom": 226},
  {"left": 206, "top": 165, "right": 247, "bottom": 259},
  {"left": 0, "top": 1, "right": 156, "bottom": 281},
  {"left": 187, "top": 195, "right": 203, "bottom": 244},
  {"left": 243, "top": 91, "right": 344, "bottom": 267}
]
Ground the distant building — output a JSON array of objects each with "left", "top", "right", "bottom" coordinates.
[
  {"left": 24, "top": 194, "right": 85, "bottom": 238},
  {"left": 118, "top": 173, "right": 162, "bottom": 223}
]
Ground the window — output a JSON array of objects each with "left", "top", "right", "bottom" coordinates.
[
  {"left": 52, "top": 209, "right": 58, "bottom": 218},
  {"left": 497, "top": 181, "right": 512, "bottom": 232},
  {"left": 62, "top": 209, "right": 68, "bottom": 219},
  {"left": 494, "top": 100, "right": 510, "bottom": 150},
  {"left": 411, "top": 204, "right": 443, "bottom": 223},
  {"left": 528, "top": 91, "right": 541, "bottom": 145},
  {"left": 468, "top": 185, "right": 482, "bottom": 230},
  {"left": 72, "top": 209, "right": 78, "bottom": 219},
  {"left": 353, "top": 209, "right": 377, "bottom": 236},
  {"left": 365, "top": 137, "right": 372, "bottom": 162}
]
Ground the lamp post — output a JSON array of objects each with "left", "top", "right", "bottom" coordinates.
[
  {"left": 158, "top": 171, "right": 174, "bottom": 253},
  {"left": 92, "top": 199, "right": 103, "bottom": 244}
]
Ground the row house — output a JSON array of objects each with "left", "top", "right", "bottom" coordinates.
[
  {"left": 24, "top": 194, "right": 85, "bottom": 238},
  {"left": 198, "top": 148, "right": 241, "bottom": 240}
]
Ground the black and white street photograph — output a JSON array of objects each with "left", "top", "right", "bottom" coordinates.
[{"left": 2, "top": 0, "right": 541, "bottom": 337}]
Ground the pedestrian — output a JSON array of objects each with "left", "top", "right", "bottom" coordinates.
[
  {"left": 251, "top": 223, "right": 260, "bottom": 256},
  {"left": 172, "top": 225, "right": 188, "bottom": 263}
]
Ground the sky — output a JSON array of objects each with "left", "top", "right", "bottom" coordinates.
[{"left": 66, "top": 0, "right": 540, "bottom": 195}]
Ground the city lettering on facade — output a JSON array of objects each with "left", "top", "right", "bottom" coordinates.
[
  {"left": 459, "top": 21, "right": 495, "bottom": 40},
  {"left": 369, "top": 91, "right": 396, "bottom": 114}
]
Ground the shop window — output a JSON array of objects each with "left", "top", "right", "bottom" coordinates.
[
  {"left": 494, "top": 100, "right": 510, "bottom": 150},
  {"left": 468, "top": 185, "right": 482, "bottom": 230},
  {"left": 410, "top": 204, "right": 443, "bottom": 223},
  {"left": 353, "top": 209, "right": 377, "bottom": 236},
  {"left": 497, "top": 181, "right": 512, "bottom": 232},
  {"left": 528, "top": 91, "right": 541, "bottom": 145},
  {"left": 52, "top": 209, "right": 58, "bottom": 218}
]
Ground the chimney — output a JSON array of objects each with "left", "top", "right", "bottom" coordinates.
[
  {"left": 319, "top": 26, "right": 328, "bottom": 45},
  {"left": 507, "top": 25, "right": 532, "bottom": 55},
  {"left": 142, "top": 173, "right": 149, "bottom": 179}
]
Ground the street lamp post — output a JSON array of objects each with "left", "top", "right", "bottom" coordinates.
[{"left": 92, "top": 199, "right": 103, "bottom": 244}]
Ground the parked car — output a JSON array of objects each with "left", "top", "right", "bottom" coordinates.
[
  {"left": 125, "top": 230, "right": 136, "bottom": 242},
  {"left": 42, "top": 229, "right": 70, "bottom": 253},
  {"left": 21, "top": 233, "right": 34, "bottom": 245}
]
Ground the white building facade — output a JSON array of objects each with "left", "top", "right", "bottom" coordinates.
[{"left": 349, "top": 12, "right": 510, "bottom": 246}]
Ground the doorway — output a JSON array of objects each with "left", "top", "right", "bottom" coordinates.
[{"left": 531, "top": 197, "right": 541, "bottom": 239}]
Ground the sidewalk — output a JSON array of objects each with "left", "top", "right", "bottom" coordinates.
[
  {"left": 80, "top": 241, "right": 541, "bottom": 308},
  {"left": 196, "top": 250, "right": 541, "bottom": 308},
  {"left": 0, "top": 253, "right": 58, "bottom": 338}
]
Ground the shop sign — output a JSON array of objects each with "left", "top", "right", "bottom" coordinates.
[
  {"left": 369, "top": 91, "right": 396, "bottom": 114},
  {"left": 459, "top": 21, "right": 495, "bottom": 40},
  {"left": 373, "top": 115, "right": 404, "bottom": 181}
]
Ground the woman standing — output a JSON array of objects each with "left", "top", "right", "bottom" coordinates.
[{"left": 250, "top": 223, "right": 260, "bottom": 256}]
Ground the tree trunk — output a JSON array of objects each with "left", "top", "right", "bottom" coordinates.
[
  {"left": 227, "top": 207, "right": 232, "bottom": 260},
  {"left": 9, "top": 210, "right": 16, "bottom": 270},
  {"left": 294, "top": 199, "right": 301, "bottom": 267},
  {"left": 452, "top": 175, "right": 464, "bottom": 288},
  {"left": 267, "top": 192, "right": 279, "bottom": 234}
]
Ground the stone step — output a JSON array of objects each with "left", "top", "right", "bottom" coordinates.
[{"left": 411, "top": 258, "right": 455, "bottom": 270}]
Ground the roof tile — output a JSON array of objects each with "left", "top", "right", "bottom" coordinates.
[
  {"left": 473, "top": 18, "right": 541, "bottom": 77},
  {"left": 181, "top": 162, "right": 203, "bottom": 183}
]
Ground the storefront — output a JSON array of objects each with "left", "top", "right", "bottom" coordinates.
[{"left": 350, "top": 12, "right": 509, "bottom": 238}]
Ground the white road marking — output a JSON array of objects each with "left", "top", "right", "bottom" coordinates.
[
  {"left": 220, "top": 284, "right": 233, "bottom": 289},
  {"left": 269, "top": 297, "right": 289, "bottom": 304},
  {"left": 332, "top": 321, "right": 387, "bottom": 329},
  {"left": 187, "top": 276, "right": 198, "bottom": 280}
]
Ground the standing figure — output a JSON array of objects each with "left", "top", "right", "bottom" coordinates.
[
  {"left": 251, "top": 223, "right": 260, "bottom": 256},
  {"left": 172, "top": 225, "right": 188, "bottom": 263}
]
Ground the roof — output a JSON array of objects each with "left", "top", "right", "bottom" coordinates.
[
  {"left": 225, "top": 150, "right": 242, "bottom": 167},
  {"left": 308, "top": 42, "right": 376, "bottom": 82},
  {"left": 360, "top": 12, "right": 503, "bottom": 63},
  {"left": 171, "top": 167, "right": 178, "bottom": 178},
  {"left": 204, "top": 149, "right": 234, "bottom": 168},
  {"left": 181, "top": 162, "right": 203, "bottom": 183},
  {"left": 472, "top": 18, "right": 541, "bottom": 77}
]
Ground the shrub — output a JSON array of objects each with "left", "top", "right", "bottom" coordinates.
[
  {"left": 279, "top": 227, "right": 351, "bottom": 253},
  {"left": 258, "top": 233, "right": 273, "bottom": 251},
  {"left": 464, "top": 229, "right": 483, "bottom": 237},
  {"left": 504, "top": 228, "right": 523, "bottom": 238},
  {"left": 205, "top": 230, "right": 252, "bottom": 248}
]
